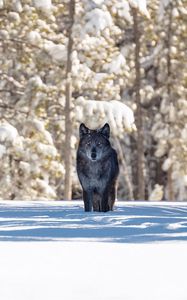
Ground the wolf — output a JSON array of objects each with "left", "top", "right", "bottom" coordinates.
[{"left": 76, "top": 123, "right": 119, "bottom": 212}]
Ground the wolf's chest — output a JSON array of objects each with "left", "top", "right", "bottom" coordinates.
[
  {"left": 86, "top": 160, "right": 109, "bottom": 177},
  {"left": 78, "top": 159, "right": 111, "bottom": 188},
  {"left": 83, "top": 168, "right": 110, "bottom": 193}
]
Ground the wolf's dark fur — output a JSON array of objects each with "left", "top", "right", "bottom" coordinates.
[{"left": 76, "top": 123, "right": 119, "bottom": 212}]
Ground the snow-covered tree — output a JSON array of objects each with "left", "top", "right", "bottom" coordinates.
[
  {"left": 0, "top": 120, "right": 64, "bottom": 200},
  {"left": 0, "top": 0, "right": 139, "bottom": 200},
  {"left": 0, "top": 0, "right": 186, "bottom": 201},
  {"left": 152, "top": 0, "right": 187, "bottom": 200}
]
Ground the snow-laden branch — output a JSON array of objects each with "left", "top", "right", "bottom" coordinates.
[
  {"left": 129, "top": 0, "right": 150, "bottom": 18},
  {"left": 84, "top": 8, "right": 113, "bottom": 34},
  {"left": 75, "top": 97, "right": 136, "bottom": 136},
  {"left": 33, "top": 0, "right": 52, "bottom": 12},
  {"left": 0, "top": 122, "right": 18, "bottom": 144}
]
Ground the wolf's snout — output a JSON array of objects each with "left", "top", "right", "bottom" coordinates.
[
  {"left": 91, "top": 152, "right": 97, "bottom": 160},
  {"left": 91, "top": 147, "right": 97, "bottom": 160}
]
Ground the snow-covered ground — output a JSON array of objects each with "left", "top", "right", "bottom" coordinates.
[{"left": 0, "top": 200, "right": 187, "bottom": 300}]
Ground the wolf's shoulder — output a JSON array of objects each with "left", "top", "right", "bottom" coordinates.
[
  {"left": 110, "top": 147, "right": 118, "bottom": 158},
  {"left": 109, "top": 147, "right": 119, "bottom": 171}
]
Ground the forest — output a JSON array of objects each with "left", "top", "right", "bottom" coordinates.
[{"left": 0, "top": 0, "right": 186, "bottom": 201}]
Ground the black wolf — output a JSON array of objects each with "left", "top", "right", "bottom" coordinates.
[{"left": 76, "top": 123, "right": 119, "bottom": 212}]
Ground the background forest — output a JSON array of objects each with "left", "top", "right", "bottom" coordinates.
[{"left": 0, "top": 0, "right": 186, "bottom": 201}]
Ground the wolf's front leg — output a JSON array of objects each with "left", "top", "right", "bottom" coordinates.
[
  {"left": 108, "top": 181, "right": 117, "bottom": 211},
  {"left": 93, "top": 194, "right": 102, "bottom": 212},
  {"left": 83, "top": 190, "right": 93, "bottom": 212},
  {"left": 101, "top": 190, "right": 110, "bottom": 212}
]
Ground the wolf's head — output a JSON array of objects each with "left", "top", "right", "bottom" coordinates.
[{"left": 78, "top": 123, "right": 111, "bottom": 161}]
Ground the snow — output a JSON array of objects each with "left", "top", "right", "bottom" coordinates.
[
  {"left": 148, "top": 184, "right": 163, "bottom": 201},
  {"left": 33, "top": 0, "right": 52, "bottom": 11},
  {"left": 129, "top": 0, "right": 150, "bottom": 18},
  {"left": 24, "top": 119, "right": 54, "bottom": 144},
  {"left": 12, "top": 0, "right": 23, "bottom": 13},
  {"left": 36, "top": 143, "right": 57, "bottom": 157},
  {"left": 0, "top": 201, "right": 187, "bottom": 300},
  {"left": 0, "top": 123, "right": 18, "bottom": 144},
  {"left": 35, "top": 179, "right": 56, "bottom": 199},
  {"left": 27, "top": 31, "right": 42, "bottom": 45},
  {"left": 29, "top": 75, "right": 45, "bottom": 89},
  {"left": 0, "top": 0, "right": 3, "bottom": 9},
  {"left": 140, "top": 44, "right": 162, "bottom": 69},
  {"left": 0, "top": 144, "right": 6, "bottom": 158},
  {"left": 158, "top": 0, "right": 171, "bottom": 21},
  {"left": 85, "top": 8, "right": 113, "bottom": 34},
  {"left": 108, "top": 0, "right": 133, "bottom": 23},
  {"left": 44, "top": 41, "right": 67, "bottom": 64},
  {"left": 8, "top": 12, "right": 20, "bottom": 22},
  {"left": 76, "top": 97, "right": 136, "bottom": 135},
  {"left": 103, "top": 53, "right": 126, "bottom": 74},
  {"left": 1, "top": 200, "right": 187, "bottom": 242},
  {"left": 162, "top": 157, "right": 172, "bottom": 171}
]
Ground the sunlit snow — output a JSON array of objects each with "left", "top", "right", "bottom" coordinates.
[{"left": 0, "top": 201, "right": 187, "bottom": 300}]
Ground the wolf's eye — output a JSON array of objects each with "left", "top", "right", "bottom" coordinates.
[
  {"left": 86, "top": 141, "right": 91, "bottom": 146},
  {"left": 97, "top": 142, "right": 102, "bottom": 146}
]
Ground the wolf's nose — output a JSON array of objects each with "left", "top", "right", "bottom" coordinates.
[{"left": 91, "top": 152, "right": 96, "bottom": 159}]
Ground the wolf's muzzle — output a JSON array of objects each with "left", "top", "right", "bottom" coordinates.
[{"left": 91, "top": 152, "right": 97, "bottom": 160}]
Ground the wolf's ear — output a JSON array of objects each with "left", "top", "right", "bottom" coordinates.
[
  {"left": 79, "top": 123, "right": 89, "bottom": 138},
  {"left": 99, "top": 123, "right": 110, "bottom": 139}
]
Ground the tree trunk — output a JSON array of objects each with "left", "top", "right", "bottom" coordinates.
[
  {"left": 133, "top": 9, "right": 145, "bottom": 200},
  {"left": 64, "top": 0, "right": 75, "bottom": 200},
  {"left": 166, "top": 3, "right": 174, "bottom": 201},
  {"left": 115, "top": 138, "right": 134, "bottom": 200}
]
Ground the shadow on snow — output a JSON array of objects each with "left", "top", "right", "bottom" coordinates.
[{"left": 0, "top": 202, "right": 187, "bottom": 243}]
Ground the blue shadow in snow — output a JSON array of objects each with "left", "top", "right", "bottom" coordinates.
[{"left": 0, "top": 202, "right": 187, "bottom": 243}]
